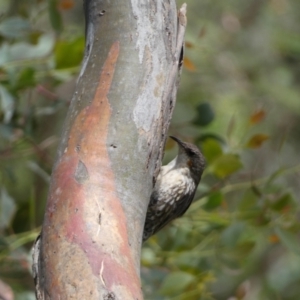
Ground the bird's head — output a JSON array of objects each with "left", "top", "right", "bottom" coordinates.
[{"left": 170, "top": 136, "right": 205, "bottom": 183}]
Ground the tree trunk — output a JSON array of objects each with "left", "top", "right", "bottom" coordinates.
[{"left": 33, "top": 0, "right": 186, "bottom": 298}]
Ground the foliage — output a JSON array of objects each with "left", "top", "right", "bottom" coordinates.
[
  {"left": 0, "top": 0, "right": 83, "bottom": 298},
  {"left": 142, "top": 0, "right": 300, "bottom": 299},
  {"left": 0, "top": 0, "right": 300, "bottom": 299}
]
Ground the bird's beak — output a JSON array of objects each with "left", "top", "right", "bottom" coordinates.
[{"left": 169, "top": 136, "right": 185, "bottom": 148}]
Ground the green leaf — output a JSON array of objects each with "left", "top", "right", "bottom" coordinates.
[
  {"left": 238, "top": 188, "right": 260, "bottom": 212},
  {"left": 141, "top": 247, "right": 157, "bottom": 265},
  {"left": 175, "top": 251, "right": 202, "bottom": 270},
  {"left": 210, "top": 153, "right": 243, "bottom": 178},
  {"left": 159, "top": 271, "right": 196, "bottom": 296},
  {"left": 0, "top": 17, "right": 31, "bottom": 38},
  {"left": 236, "top": 241, "right": 256, "bottom": 255},
  {"left": 55, "top": 37, "right": 85, "bottom": 69},
  {"left": 48, "top": 0, "right": 63, "bottom": 33},
  {"left": 0, "top": 35, "right": 54, "bottom": 67},
  {"left": 276, "top": 31, "right": 300, "bottom": 55},
  {"left": 202, "top": 138, "right": 223, "bottom": 164},
  {"left": 204, "top": 191, "right": 223, "bottom": 210},
  {"left": 275, "top": 228, "right": 300, "bottom": 256},
  {"left": 0, "top": 188, "right": 16, "bottom": 230},
  {"left": 193, "top": 102, "right": 215, "bottom": 126},
  {"left": 270, "top": 193, "right": 293, "bottom": 211},
  {"left": 197, "top": 133, "right": 225, "bottom": 144},
  {"left": 14, "top": 68, "right": 36, "bottom": 90}
]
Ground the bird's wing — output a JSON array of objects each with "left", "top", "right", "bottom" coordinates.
[
  {"left": 143, "top": 192, "right": 195, "bottom": 241},
  {"left": 176, "top": 189, "right": 196, "bottom": 217}
]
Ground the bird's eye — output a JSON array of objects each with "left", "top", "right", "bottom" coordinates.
[{"left": 188, "top": 150, "right": 195, "bottom": 156}]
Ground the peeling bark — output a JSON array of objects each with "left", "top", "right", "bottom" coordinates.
[{"left": 33, "top": 0, "right": 186, "bottom": 298}]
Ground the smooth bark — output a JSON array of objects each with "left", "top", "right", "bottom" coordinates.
[{"left": 33, "top": 0, "right": 186, "bottom": 298}]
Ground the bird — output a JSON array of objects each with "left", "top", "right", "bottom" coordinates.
[{"left": 143, "top": 136, "right": 205, "bottom": 242}]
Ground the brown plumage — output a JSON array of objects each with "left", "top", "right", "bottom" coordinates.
[{"left": 143, "top": 136, "right": 205, "bottom": 242}]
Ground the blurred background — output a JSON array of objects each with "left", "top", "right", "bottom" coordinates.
[{"left": 0, "top": 0, "right": 300, "bottom": 299}]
